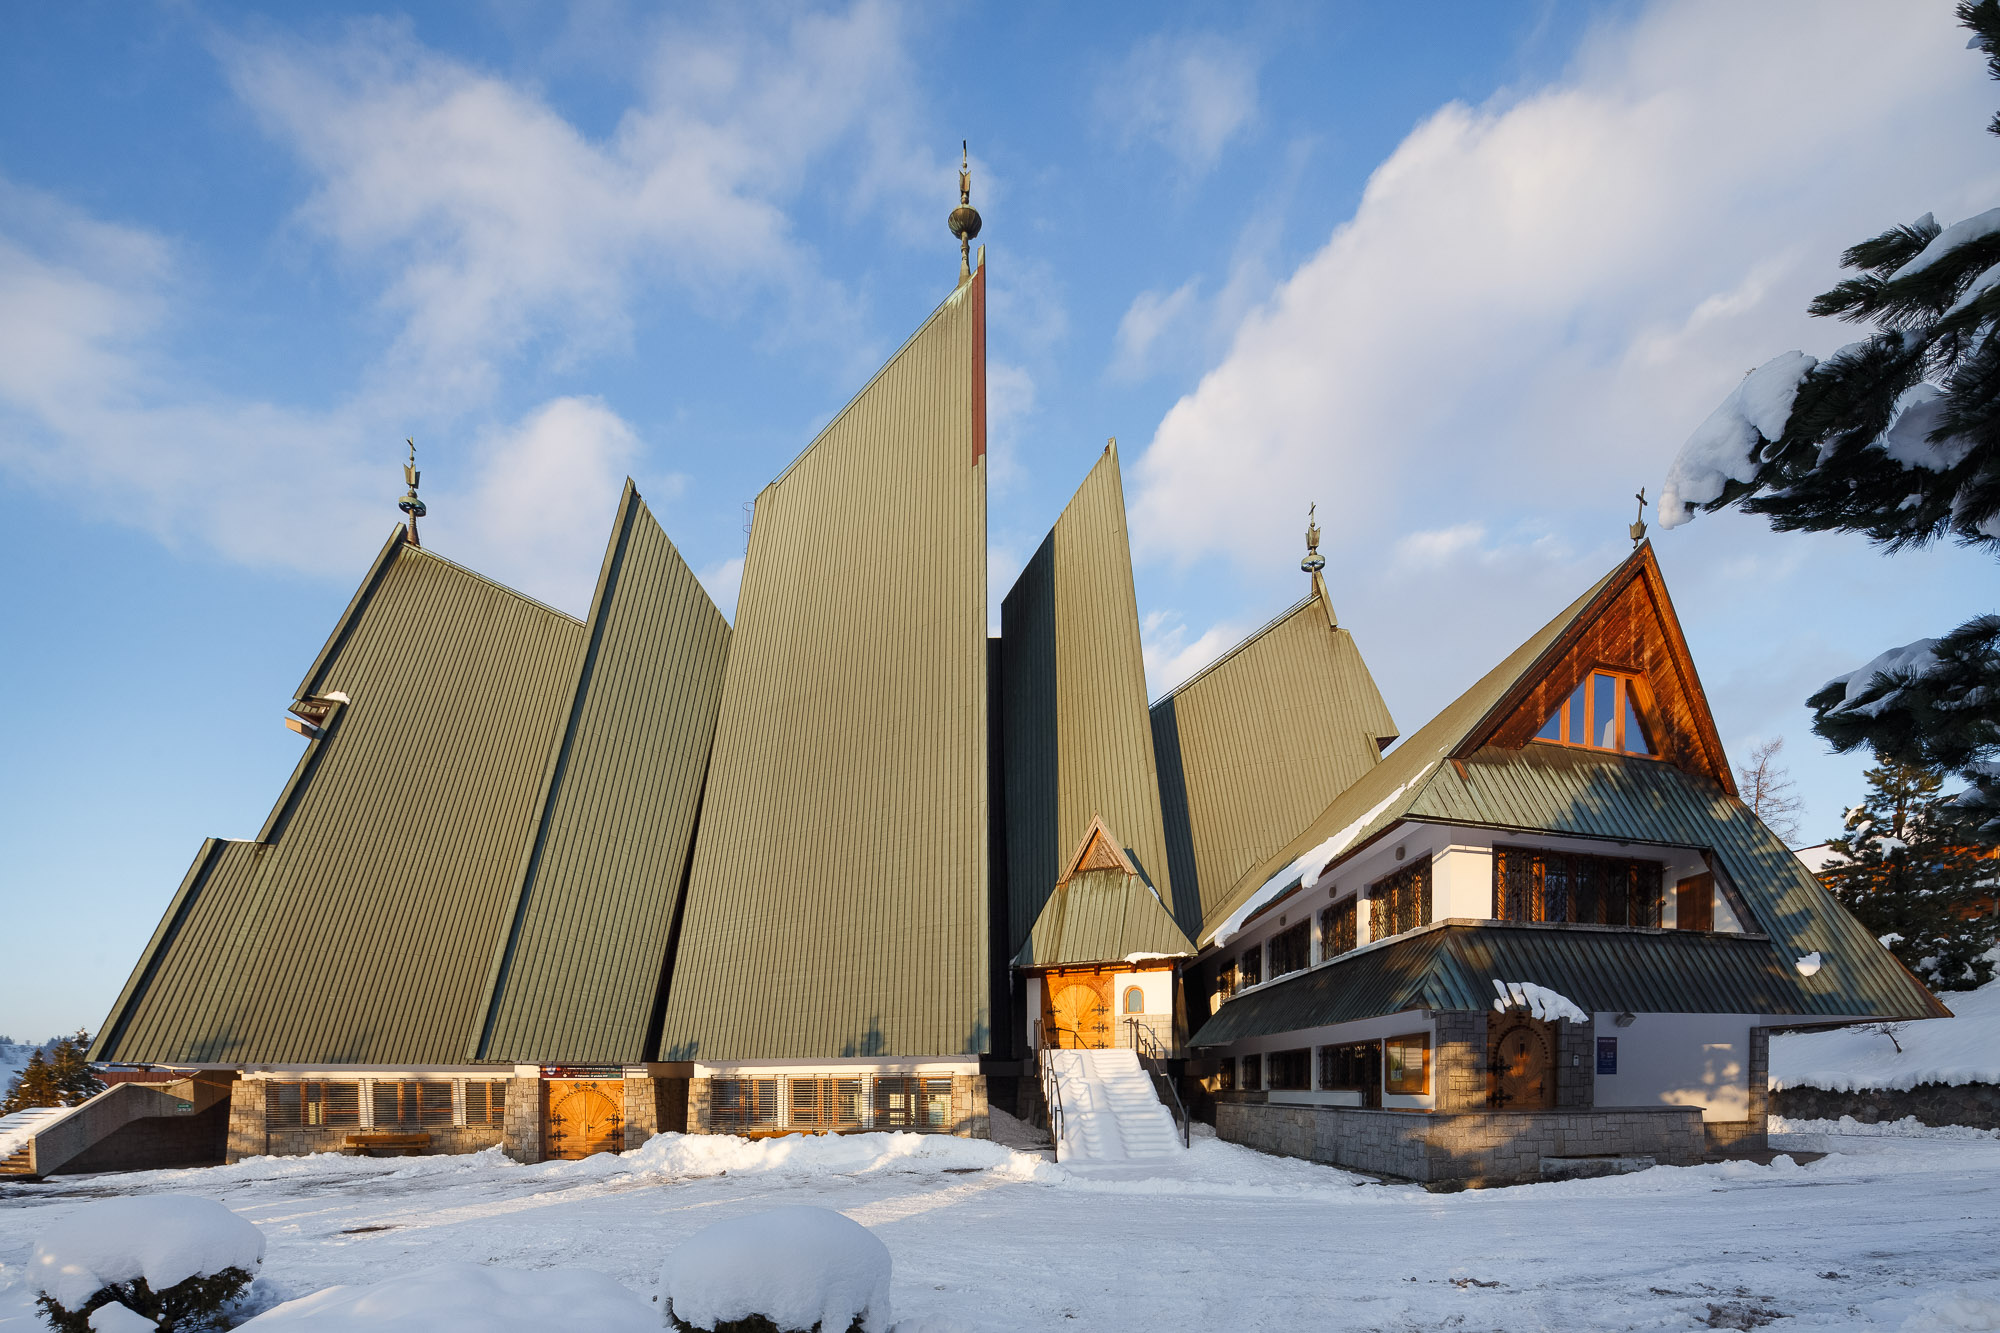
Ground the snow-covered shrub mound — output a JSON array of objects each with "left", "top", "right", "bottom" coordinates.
[
  {"left": 619, "top": 1129, "right": 1018, "bottom": 1183},
  {"left": 237, "top": 1261, "right": 655, "bottom": 1331},
  {"left": 30, "top": 1194, "right": 264, "bottom": 1332},
  {"left": 660, "top": 1206, "right": 892, "bottom": 1333}
]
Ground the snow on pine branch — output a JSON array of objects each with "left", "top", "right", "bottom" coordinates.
[
  {"left": 1822, "top": 637, "right": 1944, "bottom": 718},
  {"left": 1659, "top": 350, "right": 1816, "bottom": 529},
  {"left": 1490, "top": 980, "right": 1590, "bottom": 1025},
  {"left": 1888, "top": 205, "right": 2000, "bottom": 280}
]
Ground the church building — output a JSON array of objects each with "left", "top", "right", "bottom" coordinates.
[{"left": 68, "top": 175, "right": 1945, "bottom": 1185}]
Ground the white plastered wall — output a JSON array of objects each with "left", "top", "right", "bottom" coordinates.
[
  {"left": 1110, "top": 968, "right": 1174, "bottom": 1018},
  {"left": 1591, "top": 1012, "right": 1761, "bottom": 1121}
]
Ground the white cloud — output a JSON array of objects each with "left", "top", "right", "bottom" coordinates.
[
  {"left": 699, "top": 555, "right": 745, "bottom": 622},
  {"left": 1141, "top": 608, "right": 1249, "bottom": 697},
  {"left": 1102, "top": 34, "right": 1260, "bottom": 175},
  {"left": 1110, "top": 279, "right": 1200, "bottom": 383}
]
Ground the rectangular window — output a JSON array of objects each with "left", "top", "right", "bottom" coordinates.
[
  {"left": 1494, "top": 846, "right": 1664, "bottom": 927},
  {"left": 1269, "top": 921, "right": 1311, "bottom": 976},
  {"left": 266, "top": 1081, "right": 360, "bottom": 1129},
  {"left": 1216, "top": 959, "right": 1238, "bottom": 1000},
  {"left": 1384, "top": 1034, "right": 1431, "bottom": 1096},
  {"left": 372, "top": 1080, "right": 455, "bottom": 1128},
  {"left": 709, "top": 1077, "right": 783, "bottom": 1132},
  {"left": 1217, "top": 1058, "right": 1236, "bottom": 1092},
  {"left": 1240, "top": 1053, "right": 1262, "bottom": 1091},
  {"left": 1318, "top": 898, "right": 1357, "bottom": 959},
  {"left": 1368, "top": 859, "right": 1432, "bottom": 940},
  {"left": 465, "top": 1082, "right": 507, "bottom": 1126},
  {"left": 1317, "top": 1041, "right": 1381, "bottom": 1092},
  {"left": 789, "top": 1077, "right": 866, "bottom": 1131},
  {"left": 1267, "top": 1049, "right": 1311, "bottom": 1091},
  {"left": 874, "top": 1076, "right": 953, "bottom": 1130},
  {"left": 1238, "top": 945, "right": 1262, "bottom": 988},
  {"left": 1535, "top": 671, "right": 1658, "bottom": 756}
]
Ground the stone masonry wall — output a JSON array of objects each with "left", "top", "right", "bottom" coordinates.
[
  {"left": 623, "top": 1077, "right": 659, "bottom": 1151},
  {"left": 1773, "top": 1079, "right": 2000, "bottom": 1130},
  {"left": 502, "top": 1077, "right": 544, "bottom": 1164},
  {"left": 1217, "top": 1101, "right": 1704, "bottom": 1184},
  {"left": 950, "top": 1075, "right": 990, "bottom": 1139},
  {"left": 686, "top": 1079, "right": 713, "bottom": 1135},
  {"left": 1433, "top": 1011, "right": 1489, "bottom": 1113},
  {"left": 225, "top": 1079, "right": 267, "bottom": 1164}
]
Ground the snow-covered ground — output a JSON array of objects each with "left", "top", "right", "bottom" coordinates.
[
  {"left": 1, "top": 1122, "right": 1996, "bottom": 1331},
  {"left": 1772, "top": 970, "right": 2000, "bottom": 1092}
]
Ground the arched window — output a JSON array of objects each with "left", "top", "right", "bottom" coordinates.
[
  {"left": 1123, "top": 986, "right": 1145, "bottom": 1014},
  {"left": 1533, "top": 671, "right": 1656, "bottom": 755}
]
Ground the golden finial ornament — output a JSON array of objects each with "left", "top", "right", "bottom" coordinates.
[
  {"left": 948, "top": 140, "right": 982, "bottom": 281},
  {"left": 1301, "top": 502, "right": 1326, "bottom": 575},
  {"left": 1630, "top": 487, "right": 1647, "bottom": 548},
  {"left": 398, "top": 438, "right": 428, "bottom": 547}
]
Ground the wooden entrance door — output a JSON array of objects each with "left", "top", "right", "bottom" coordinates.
[
  {"left": 1487, "top": 1015, "right": 1557, "bottom": 1110},
  {"left": 545, "top": 1080, "right": 623, "bottom": 1158},
  {"left": 1042, "top": 972, "right": 1113, "bottom": 1048}
]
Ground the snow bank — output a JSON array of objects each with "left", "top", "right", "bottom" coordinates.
[
  {"left": 619, "top": 1129, "right": 1020, "bottom": 1183},
  {"left": 1490, "top": 980, "right": 1588, "bottom": 1024},
  {"left": 1212, "top": 762, "right": 1436, "bottom": 948},
  {"left": 1770, "top": 1114, "right": 2000, "bottom": 1140},
  {"left": 88, "top": 1303, "right": 157, "bottom": 1332},
  {"left": 660, "top": 1206, "right": 891, "bottom": 1333},
  {"left": 1659, "top": 350, "right": 1816, "bottom": 528},
  {"left": 30, "top": 1195, "right": 265, "bottom": 1310},
  {"left": 1771, "top": 973, "right": 2000, "bottom": 1092},
  {"left": 239, "top": 1261, "right": 654, "bottom": 1331},
  {"left": 0, "top": 1104, "right": 75, "bottom": 1158}
]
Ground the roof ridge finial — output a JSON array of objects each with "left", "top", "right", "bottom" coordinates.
[
  {"left": 1303, "top": 502, "right": 1337, "bottom": 628},
  {"left": 1630, "top": 486, "right": 1647, "bottom": 548},
  {"left": 398, "top": 437, "right": 427, "bottom": 547},
  {"left": 949, "top": 140, "right": 982, "bottom": 282}
]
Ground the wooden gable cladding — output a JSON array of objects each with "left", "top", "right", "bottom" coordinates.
[
  {"left": 1464, "top": 545, "right": 1734, "bottom": 795},
  {"left": 1062, "top": 814, "right": 1137, "bottom": 883}
]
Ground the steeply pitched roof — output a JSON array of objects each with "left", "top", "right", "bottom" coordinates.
[
  {"left": 94, "top": 533, "right": 586, "bottom": 1065},
  {"left": 475, "top": 483, "right": 731, "bottom": 1064},
  {"left": 1189, "top": 917, "right": 1945, "bottom": 1048},
  {"left": 1014, "top": 867, "right": 1195, "bottom": 968},
  {"left": 999, "top": 444, "right": 1175, "bottom": 957},
  {"left": 656, "top": 266, "right": 991, "bottom": 1061},
  {"left": 1150, "top": 586, "right": 1396, "bottom": 939}
]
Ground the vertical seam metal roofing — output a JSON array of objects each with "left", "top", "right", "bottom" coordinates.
[
  {"left": 657, "top": 267, "right": 990, "bottom": 1061},
  {"left": 1014, "top": 867, "right": 1196, "bottom": 968},
  {"left": 1000, "top": 444, "right": 1175, "bottom": 957},
  {"left": 1150, "top": 592, "right": 1397, "bottom": 941},
  {"left": 476, "top": 482, "right": 731, "bottom": 1063},
  {"left": 95, "top": 541, "right": 585, "bottom": 1065}
]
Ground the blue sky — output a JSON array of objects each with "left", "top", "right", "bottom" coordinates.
[{"left": 2, "top": 1, "right": 1994, "bottom": 1039}]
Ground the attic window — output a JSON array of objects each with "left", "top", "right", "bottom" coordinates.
[{"left": 1533, "top": 671, "right": 1655, "bottom": 756}]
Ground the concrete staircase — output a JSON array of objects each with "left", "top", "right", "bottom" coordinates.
[
  {"left": 1043, "top": 1048, "right": 1182, "bottom": 1162},
  {"left": 0, "top": 1078, "right": 231, "bottom": 1179}
]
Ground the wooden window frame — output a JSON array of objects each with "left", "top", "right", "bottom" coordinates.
[
  {"left": 1368, "top": 859, "right": 1432, "bottom": 941},
  {"left": 1318, "top": 898, "right": 1357, "bottom": 960},
  {"left": 1267, "top": 1049, "right": 1312, "bottom": 1091},
  {"left": 1533, "top": 668, "right": 1658, "bottom": 756},
  {"left": 1384, "top": 1033, "right": 1431, "bottom": 1096},
  {"left": 1268, "top": 920, "right": 1311, "bottom": 977},
  {"left": 1123, "top": 986, "right": 1146, "bottom": 1015},
  {"left": 1493, "top": 844, "right": 1665, "bottom": 927},
  {"left": 1240, "top": 1052, "right": 1262, "bottom": 1091},
  {"left": 1238, "top": 945, "right": 1262, "bottom": 989}
]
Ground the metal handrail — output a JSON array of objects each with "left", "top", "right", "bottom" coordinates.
[
  {"left": 1126, "top": 1018, "right": 1191, "bottom": 1150},
  {"left": 1036, "top": 1046, "right": 1066, "bottom": 1162}
]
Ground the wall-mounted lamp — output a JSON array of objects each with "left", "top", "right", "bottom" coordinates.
[{"left": 1614, "top": 1012, "right": 1637, "bottom": 1028}]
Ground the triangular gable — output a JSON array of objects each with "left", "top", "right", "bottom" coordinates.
[
  {"left": 1015, "top": 866, "right": 1196, "bottom": 969},
  {"left": 1455, "top": 543, "right": 1734, "bottom": 795},
  {"left": 1060, "top": 814, "right": 1138, "bottom": 883}
]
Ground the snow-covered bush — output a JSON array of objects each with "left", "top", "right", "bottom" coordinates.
[
  {"left": 237, "top": 1260, "right": 656, "bottom": 1330},
  {"left": 30, "top": 1195, "right": 264, "bottom": 1331},
  {"left": 659, "top": 1206, "right": 892, "bottom": 1333}
]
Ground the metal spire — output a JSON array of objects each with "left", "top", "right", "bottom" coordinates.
[
  {"left": 948, "top": 141, "right": 982, "bottom": 282},
  {"left": 1630, "top": 487, "right": 1647, "bottom": 548},
  {"left": 398, "top": 438, "right": 428, "bottom": 546},
  {"left": 1302, "top": 502, "right": 1337, "bottom": 628}
]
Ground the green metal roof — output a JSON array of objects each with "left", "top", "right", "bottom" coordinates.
[
  {"left": 1151, "top": 589, "right": 1397, "bottom": 939},
  {"left": 1189, "top": 918, "right": 1944, "bottom": 1048},
  {"left": 94, "top": 533, "right": 586, "bottom": 1065},
  {"left": 1014, "top": 867, "right": 1195, "bottom": 968},
  {"left": 476, "top": 483, "right": 731, "bottom": 1063},
  {"left": 999, "top": 443, "right": 1175, "bottom": 957},
  {"left": 657, "top": 267, "right": 992, "bottom": 1061}
]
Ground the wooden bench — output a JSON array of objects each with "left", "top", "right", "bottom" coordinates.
[{"left": 342, "top": 1132, "right": 431, "bottom": 1158}]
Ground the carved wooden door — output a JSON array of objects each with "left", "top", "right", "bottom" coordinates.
[
  {"left": 1487, "top": 1016, "right": 1556, "bottom": 1110},
  {"left": 545, "top": 1080, "right": 623, "bottom": 1159},
  {"left": 1044, "top": 973, "right": 1113, "bottom": 1049}
]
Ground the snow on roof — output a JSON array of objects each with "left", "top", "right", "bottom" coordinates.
[
  {"left": 1794, "top": 843, "right": 1842, "bottom": 874},
  {"left": 1491, "top": 980, "right": 1590, "bottom": 1025},
  {"left": 0, "top": 1104, "right": 75, "bottom": 1159}
]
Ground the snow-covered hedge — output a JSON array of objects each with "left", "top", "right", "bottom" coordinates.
[
  {"left": 660, "top": 1206, "right": 892, "bottom": 1333},
  {"left": 30, "top": 1195, "right": 264, "bottom": 1332},
  {"left": 238, "top": 1260, "right": 656, "bottom": 1330}
]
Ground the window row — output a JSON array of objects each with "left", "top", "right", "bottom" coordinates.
[
  {"left": 266, "top": 1079, "right": 507, "bottom": 1130},
  {"left": 1494, "top": 846, "right": 1665, "bottom": 927},
  {"left": 1214, "top": 1033, "right": 1431, "bottom": 1098},
  {"left": 707, "top": 1075, "right": 955, "bottom": 1135}
]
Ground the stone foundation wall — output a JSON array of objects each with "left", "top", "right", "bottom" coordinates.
[
  {"left": 1433, "top": 1012, "right": 1488, "bottom": 1113},
  {"left": 1216, "top": 1100, "right": 1705, "bottom": 1184},
  {"left": 226, "top": 1079, "right": 267, "bottom": 1164},
  {"left": 1772, "top": 1080, "right": 2000, "bottom": 1130},
  {"left": 622, "top": 1078, "right": 659, "bottom": 1151},
  {"left": 502, "top": 1077, "right": 544, "bottom": 1163}
]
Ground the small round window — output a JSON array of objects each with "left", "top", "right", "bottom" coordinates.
[{"left": 1123, "top": 986, "right": 1145, "bottom": 1014}]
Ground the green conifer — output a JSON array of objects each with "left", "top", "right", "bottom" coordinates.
[
  {"left": 48, "top": 1031, "right": 105, "bottom": 1107},
  {"left": 1, "top": 1050, "right": 62, "bottom": 1115},
  {"left": 1823, "top": 762, "right": 1998, "bottom": 990}
]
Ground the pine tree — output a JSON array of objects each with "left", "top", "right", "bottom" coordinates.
[
  {"left": 1822, "top": 762, "right": 1998, "bottom": 990},
  {"left": 1, "top": 1051, "right": 62, "bottom": 1115},
  {"left": 47, "top": 1031, "right": 104, "bottom": 1107},
  {"left": 1660, "top": 1, "right": 2000, "bottom": 827}
]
